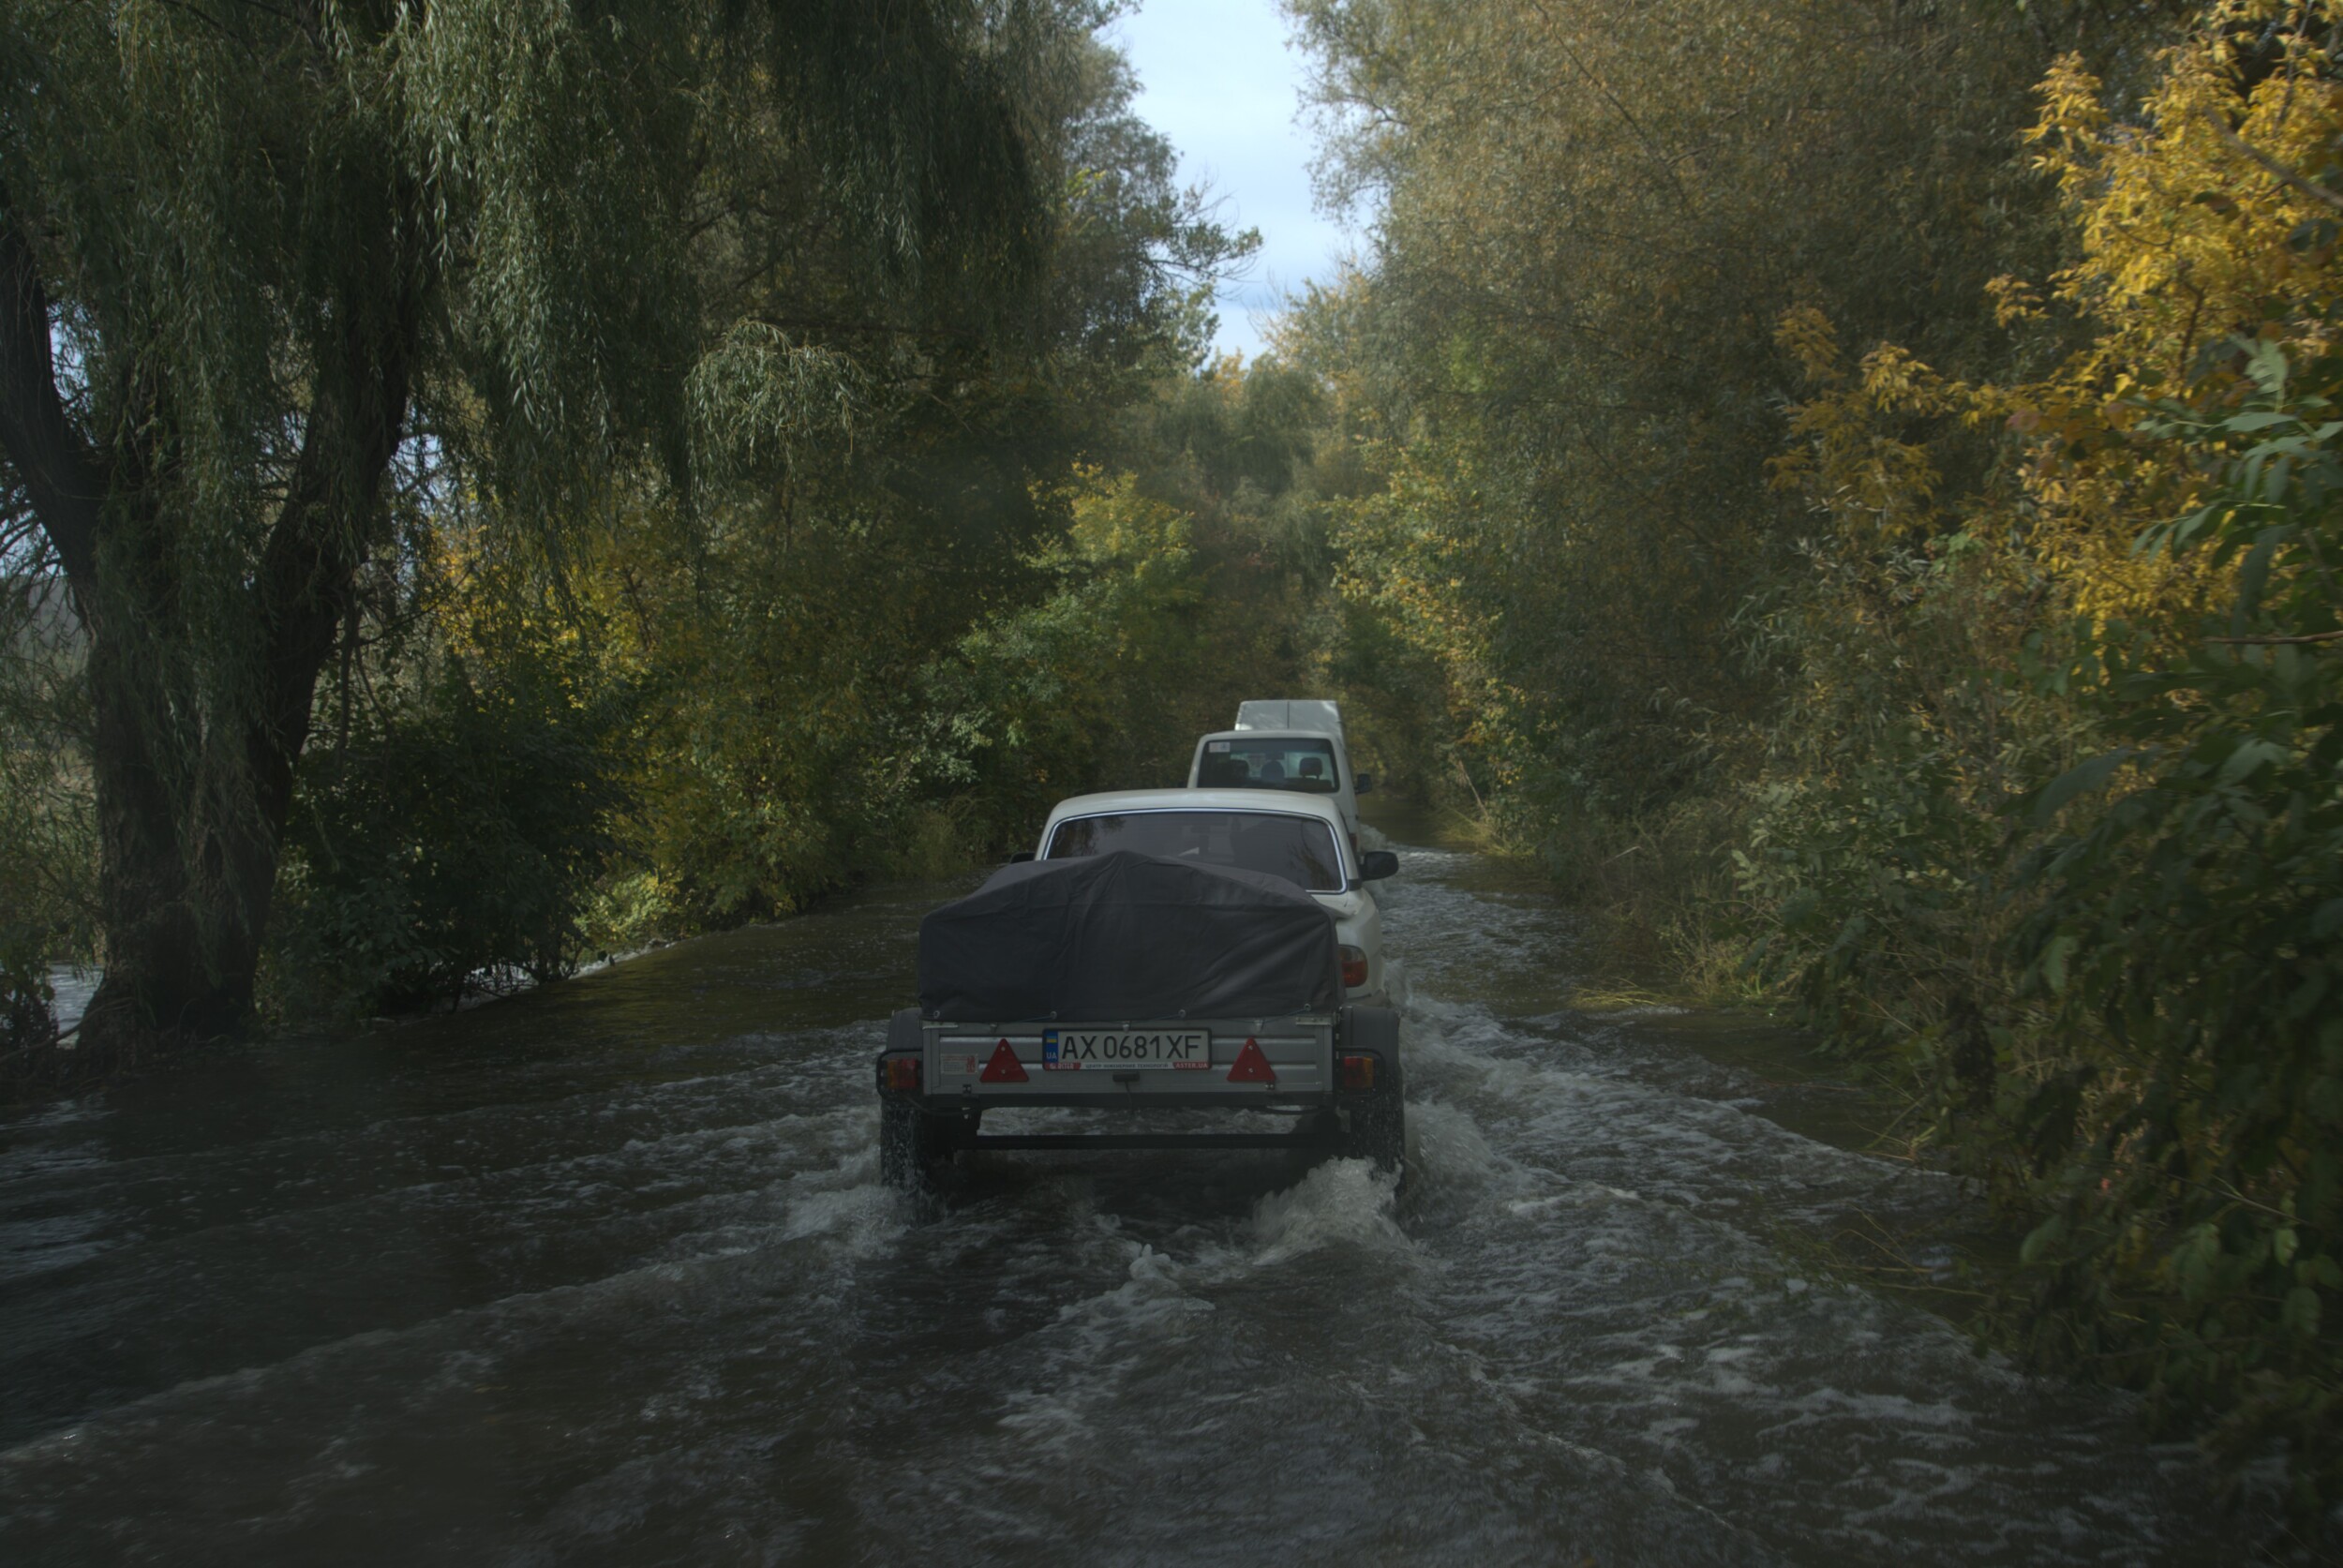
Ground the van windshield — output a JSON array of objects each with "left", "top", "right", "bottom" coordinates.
[
  {"left": 1195, "top": 738, "right": 1340, "bottom": 795},
  {"left": 1044, "top": 811, "right": 1345, "bottom": 893}
]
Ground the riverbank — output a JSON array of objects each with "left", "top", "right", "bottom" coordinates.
[{"left": 1363, "top": 796, "right": 2343, "bottom": 1555}]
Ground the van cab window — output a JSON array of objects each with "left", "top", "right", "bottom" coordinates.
[{"left": 1196, "top": 738, "right": 1340, "bottom": 795}]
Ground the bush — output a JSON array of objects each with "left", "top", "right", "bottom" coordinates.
[
  {"left": 2010, "top": 342, "right": 2343, "bottom": 1515},
  {"left": 0, "top": 573, "right": 95, "bottom": 1061},
  {"left": 276, "top": 640, "right": 628, "bottom": 1017}
]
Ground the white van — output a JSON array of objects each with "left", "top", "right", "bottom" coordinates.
[{"left": 1235, "top": 698, "right": 1346, "bottom": 741}]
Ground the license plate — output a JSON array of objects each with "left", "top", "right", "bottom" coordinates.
[{"left": 1042, "top": 1028, "right": 1212, "bottom": 1070}]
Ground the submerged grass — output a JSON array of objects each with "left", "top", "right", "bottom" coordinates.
[{"left": 1516, "top": 797, "right": 1770, "bottom": 1012}]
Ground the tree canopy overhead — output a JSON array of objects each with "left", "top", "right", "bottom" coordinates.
[{"left": 0, "top": 0, "right": 1092, "bottom": 1055}]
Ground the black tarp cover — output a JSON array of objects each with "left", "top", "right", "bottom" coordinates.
[{"left": 918, "top": 850, "right": 1339, "bottom": 1022}]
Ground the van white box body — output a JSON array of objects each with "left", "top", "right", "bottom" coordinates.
[{"left": 1234, "top": 698, "right": 1345, "bottom": 740}]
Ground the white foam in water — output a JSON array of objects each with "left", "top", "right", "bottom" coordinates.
[
  {"left": 995, "top": 1240, "right": 1219, "bottom": 1454},
  {"left": 1402, "top": 1097, "right": 1500, "bottom": 1187},
  {"left": 777, "top": 1181, "right": 903, "bottom": 1253},
  {"left": 1244, "top": 1157, "right": 1409, "bottom": 1266},
  {"left": 761, "top": 1106, "right": 912, "bottom": 1254}
]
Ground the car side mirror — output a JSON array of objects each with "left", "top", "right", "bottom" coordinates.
[
  {"left": 1006, "top": 849, "right": 1036, "bottom": 864},
  {"left": 1358, "top": 849, "right": 1399, "bottom": 881},
  {"left": 1354, "top": 772, "right": 1376, "bottom": 795}
]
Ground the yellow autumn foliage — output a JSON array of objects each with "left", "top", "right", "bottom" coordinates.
[{"left": 1783, "top": 1, "right": 2343, "bottom": 635}]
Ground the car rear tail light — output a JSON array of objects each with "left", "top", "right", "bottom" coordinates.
[
  {"left": 1339, "top": 1053, "right": 1377, "bottom": 1091},
  {"left": 884, "top": 1056, "right": 920, "bottom": 1092},
  {"left": 1339, "top": 945, "right": 1369, "bottom": 989}
]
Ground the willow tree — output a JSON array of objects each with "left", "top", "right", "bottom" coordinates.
[{"left": 0, "top": 0, "right": 1050, "bottom": 1063}]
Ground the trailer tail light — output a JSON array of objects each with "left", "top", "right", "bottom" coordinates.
[
  {"left": 1339, "top": 1053, "right": 1377, "bottom": 1091},
  {"left": 1339, "top": 945, "right": 1369, "bottom": 989},
  {"left": 884, "top": 1056, "right": 921, "bottom": 1092}
]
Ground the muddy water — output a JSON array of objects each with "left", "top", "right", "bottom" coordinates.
[{"left": 0, "top": 834, "right": 2243, "bottom": 1565}]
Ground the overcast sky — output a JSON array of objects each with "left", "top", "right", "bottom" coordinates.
[{"left": 1110, "top": 0, "right": 1356, "bottom": 363}]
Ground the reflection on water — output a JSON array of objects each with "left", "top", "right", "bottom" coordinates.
[
  {"left": 0, "top": 833, "right": 2250, "bottom": 1564},
  {"left": 40, "top": 969, "right": 97, "bottom": 1038}
]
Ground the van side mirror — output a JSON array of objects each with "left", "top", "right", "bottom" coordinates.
[
  {"left": 1354, "top": 772, "right": 1376, "bottom": 795},
  {"left": 1358, "top": 849, "right": 1399, "bottom": 881},
  {"left": 1006, "top": 850, "right": 1036, "bottom": 863}
]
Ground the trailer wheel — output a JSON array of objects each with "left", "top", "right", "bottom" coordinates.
[
  {"left": 880, "top": 1100, "right": 953, "bottom": 1191},
  {"left": 1342, "top": 1063, "right": 1407, "bottom": 1177}
]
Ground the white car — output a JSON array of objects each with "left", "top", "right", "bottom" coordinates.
[{"left": 1037, "top": 788, "right": 1392, "bottom": 1005}]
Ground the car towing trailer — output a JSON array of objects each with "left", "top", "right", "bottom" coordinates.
[{"left": 876, "top": 1004, "right": 1404, "bottom": 1182}]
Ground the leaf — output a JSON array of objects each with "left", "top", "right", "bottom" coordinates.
[
  {"left": 2040, "top": 932, "right": 2079, "bottom": 994},
  {"left": 2020, "top": 1214, "right": 2066, "bottom": 1266},
  {"left": 2289, "top": 217, "right": 2340, "bottom": 251},
  {"left": 2244, "top": 338, "right": 2291, "bottom": 397},
  {"left": 2235, "top": 532, "right": 2282, "bottom": 614},
  {"left": 2033, "top": 751, "right": 2132, "bottom": 825},
  {"left": 2216, "top": 738, "right": 2290, "bottom": 786},
  {"left": 2171, "top": 1222, "right": 2224, "bottom": 1301}
]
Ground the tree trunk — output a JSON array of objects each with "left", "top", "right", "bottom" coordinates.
[
  {"left": 3, "top": 188, "right": 420, "bottom": 1073},
  {"left": 76, "top": 310, "right": 419, "bottom": 1064},
  {"left": 76, "top": 565, "right": 250, "bottom": 1058}
]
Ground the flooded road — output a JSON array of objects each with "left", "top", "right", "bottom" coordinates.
[{"left": 0, "top": 833, "right": 2243, "bottom": 1564}]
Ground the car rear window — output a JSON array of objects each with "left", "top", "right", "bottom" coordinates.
[
  {"left": 1044, "top": 811, "right": 1346, "bottom": 892},
  {"left": 1196, "top": 738, "right": 1340, "bottom": 794}
]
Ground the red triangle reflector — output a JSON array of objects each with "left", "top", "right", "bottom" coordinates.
[
  {"left": 979, "top": 1039, "right": 1028, "bottom": 1083},
  {"left": 1227, "top": 1038, "right": 1276, "bottom": 1085}
]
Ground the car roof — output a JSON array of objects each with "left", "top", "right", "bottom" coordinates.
[
  {"left": 1194, "top": 728, "right": 1345, "bottom": 745},
  {"left": 1042, "top": 787, "right": 1348, "bottom": 827}
]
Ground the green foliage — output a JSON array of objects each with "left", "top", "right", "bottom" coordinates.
[
  {"left": 0, "top": 567, "right": 91, "bottom": 1054},
  {"left": 1282, "top": 0, "right": 2343, "bottom": 1524},
  {"left": 1283, "top": 0, "right": 2132, "bottom": 815},
  {"left": 1, "top": 0, "right": 1260, "bottom": 1043},
  {"left": 2009, "top": 342, "right": 2343, "bottom": 1507},
  {"left": 276, "top": 605, "right": 629, "bottom": 1017},
  {"left": 1734, "top": 11, "right": 2343, "bottom": 1516},
  {"left": 1730, "top": 530, "right": 2084, "bottom": 1075},
  {"left": 0, "top": 930, "right": 55, "bottom": 1060},
  {"left": 538, "top": 12, "right": 1261, "bottom": 927},
  {"left": 0, "top": 0, "right": 1080, "bottom": 1051},
  {"left": 912, "top": 470, "right": 1208, "bottom": 838}
]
